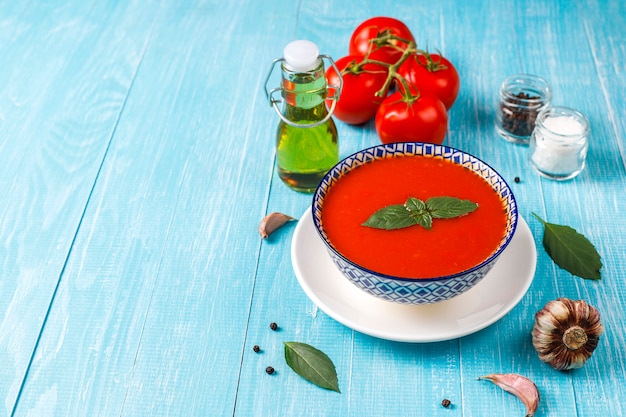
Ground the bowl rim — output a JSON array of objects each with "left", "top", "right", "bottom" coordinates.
[{"left": 311, "top": 142, "right": 519, "bottom": 283}]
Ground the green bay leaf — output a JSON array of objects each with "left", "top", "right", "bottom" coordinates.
[
  {"left": 284, "top": 342, "right": 340, "bottom": 393},
  {"left": 532, "top": 213, "right": 602, "bottom": 280},
  {"left": 361, "top": 204, "right": 415, "bottom": 230}
]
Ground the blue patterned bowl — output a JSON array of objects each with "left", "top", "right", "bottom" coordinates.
[{"left": 312, "top": 142, "right": 518, "bottom": 305}]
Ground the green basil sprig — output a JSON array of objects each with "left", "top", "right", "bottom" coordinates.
[
  {"left": 362, "top": 196, "right": 478, "bottom": 230},
  {"left": 284, "top": 342, "right": 340, "bottom": 392},
  {"left": 532, "top": 213, "right": 602, "bottom": 280}
]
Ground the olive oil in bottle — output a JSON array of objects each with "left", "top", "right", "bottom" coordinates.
[{"left": 272, "top": 40, "right": 339, "bottom": 193}]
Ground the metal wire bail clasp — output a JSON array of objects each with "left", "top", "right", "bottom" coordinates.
[{"left": 264, "top": 55, "right": 343, "bottom": 128}]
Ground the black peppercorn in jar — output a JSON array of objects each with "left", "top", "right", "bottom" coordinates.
[{"left": 495, "top": 74, "right": 552, "bottom": 144}]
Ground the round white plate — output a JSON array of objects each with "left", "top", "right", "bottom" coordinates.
[{"left": 291, "top": 208, "right": 537, "bottom": 343}]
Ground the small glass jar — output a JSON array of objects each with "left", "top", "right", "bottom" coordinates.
[
  {"left": 529, "top": 106, "right": 590, "bottom": 181},
  {"left": 496, "top": 74, "right": 552, "bottom": 144}
]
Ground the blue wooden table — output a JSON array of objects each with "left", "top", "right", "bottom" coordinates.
[{"left": 1, "top": 1, "right": 624, "bottom": 416}]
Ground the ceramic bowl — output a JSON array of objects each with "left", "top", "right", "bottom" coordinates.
[{"left": 312, "top": 142, "right": 518, "bottom": 305}]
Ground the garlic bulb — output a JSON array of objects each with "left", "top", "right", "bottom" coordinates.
[{"left": 532, "top": 298, "right": 603, "bottom": 370}]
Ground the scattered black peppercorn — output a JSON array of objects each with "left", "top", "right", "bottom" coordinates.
[
  {"left": 269, "top": 322, "right": 278, "bottom": 331},
  {"left": 442, "top": 398, "right": 451, "bottom": 408},
  {"left": 514, "top": 176, "right": 521, "bottom": 183},
  {"left": 252, "top": 345, "right": 260, "bottom": 353},
  {"left": 265, "top": 366, "right": 275, "bottom": 375}
]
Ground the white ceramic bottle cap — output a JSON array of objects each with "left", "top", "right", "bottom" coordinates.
[{"left": 283, "top": 40, "right": 320, "bottom": 72}]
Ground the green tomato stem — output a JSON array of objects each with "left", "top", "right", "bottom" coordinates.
[{"left": 346, "top": 32, "right": 424, "bottom": 101}]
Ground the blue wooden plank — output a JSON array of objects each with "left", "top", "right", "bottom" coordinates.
[
  {"left": 555, "top": 1, "right": 626, "bottom": 415},
  {"left": 0, "top": 1, "right": 160, "bottom": 416},
  {"left": 0, "top": 1, "right": 158, "bottom": 416},
  {"left": 117, "top": 2, "right": 309, "bottom": 414},
  {"left": 8, "top": 1, "right": 304, "bottom": 416}
]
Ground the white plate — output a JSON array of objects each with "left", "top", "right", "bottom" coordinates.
[{"left": 291, "top": 208, "right": 537, "bottom": 343}]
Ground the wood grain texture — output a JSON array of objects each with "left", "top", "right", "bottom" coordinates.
[
  {"left": 0, "top": 1, "right": 158, "bottom": 416},
  {"left": 9, "top": 1, "right": 303, "bottom": 416},
  {"left": 1, "top": 0, "right": 625, "bottom": 416}
]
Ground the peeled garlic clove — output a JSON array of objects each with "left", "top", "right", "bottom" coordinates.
[
  {"left": 258, "top": 212, "right": 295, "bottom": 239},
  {"left": 479, "top": 373, "right": 539, "bottom": 417},
  {"left": 532, "top": 298, "right": 603, "bottom": 370}
]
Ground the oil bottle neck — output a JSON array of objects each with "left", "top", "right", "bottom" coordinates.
[{"left": 280, "top": 60, "right": 327, "bottom": 111}]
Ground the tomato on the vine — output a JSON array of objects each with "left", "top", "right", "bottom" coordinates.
[
  {"left": 326, "top": 55, "right": 388, "bottom": 125},
  {"left": 398, "top": 52, "right": 460, "bottom": 109},
  {"left": 375, "top": 86, "right": 448, "bottom": 145},
  {"left": 349, "top": 17, "right": 414, "bottom": 65}
]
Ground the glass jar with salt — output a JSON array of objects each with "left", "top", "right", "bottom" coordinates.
[{"left": 529, "top": 106, "right": 590, "bottom": 180}]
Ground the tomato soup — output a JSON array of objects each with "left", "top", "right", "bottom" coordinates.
[{"left": 320, "top": 155, "right": 508, "bottom": 278}]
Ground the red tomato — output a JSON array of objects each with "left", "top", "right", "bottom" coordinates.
[
  {"left": 375, "top": 89, "right": 448, "bottom": 144},
  {"left": 398, "top": 52, "right": 460, "bottom": 109},
  {"left": 326, "top": 55, "right": 388, "bottom": 125},
  {"left": 349, "top": 17, "right": 414, "bottom": 65}
]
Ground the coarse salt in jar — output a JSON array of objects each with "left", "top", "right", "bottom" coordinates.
[
  {"left": 496, "top": 74, "right": 552, "bottom": 144},
  {"left": 528, "top": 106, "right": 590, "bottom": 181}
]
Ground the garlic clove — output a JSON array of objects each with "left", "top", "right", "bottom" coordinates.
[
  {"left": 532, "top": 297, "right": 603, "bottom": 370},
  {"left": 479, "top": 373, "right": 540, "bottom": 417},
  {"left": 258, "top": 212, "right": 295, "bottom": 239}
]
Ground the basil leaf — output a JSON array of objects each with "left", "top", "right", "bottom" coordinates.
[
  {"left": 413, "top": 212, "right": 433, "bottom": 229},
  {"left": 405, "top": 197, "right": 433, "bottom": 229},
  {"left": 405, "top": 197, "right": 426, "bottom": 213},
  {"left": 532, "top": 213, "right": 602, "bottom": 280},
  {"left": 362, "top": 196, "right": 479, "bottom": 231},
  {"left": 361, "top": 204, "right": 415, "bottom": 230},
  {"left": 426, "top": 196, "right": 478, "bottom": 219},
  {"left": 284, "top": 342, "right": 340, "bottom": 393}
]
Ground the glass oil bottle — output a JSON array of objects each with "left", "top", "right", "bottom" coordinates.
[{"left": 265, "top": 40, "right": 342, "bottom": 193}]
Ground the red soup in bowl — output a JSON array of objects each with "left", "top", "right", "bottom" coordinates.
[{"left": 312, "top": 142, "right": 517, "bottom": 304}]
